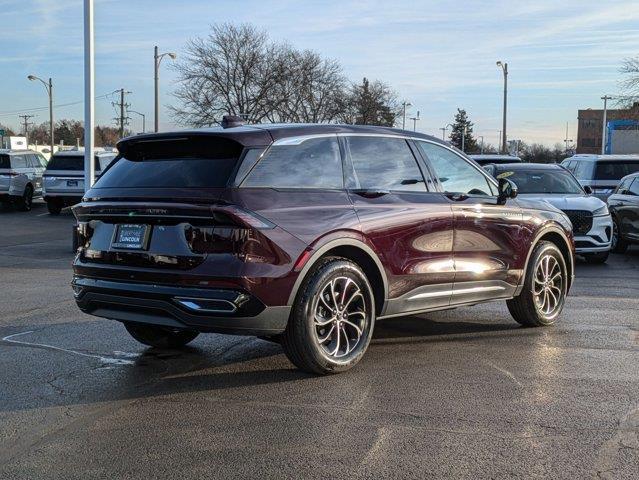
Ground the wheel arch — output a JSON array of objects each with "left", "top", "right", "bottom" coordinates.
[
  {"left": 286, "top": 239, "right": 388, "bottom": 316},
  {"left": 519, "top": 226, "right": 574, "bottom": 293}
]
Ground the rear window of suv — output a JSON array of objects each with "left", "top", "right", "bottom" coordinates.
[
  {"left": 594, "top": 161, "right": 639, "bottom": 180},
  {"left": 0, "top": 155, "right": 10, "bottom": 169},
  {"left": 94, "top": 137, "right": 244, "bottom": 189},
  {"left": 47, "top": 155, "right": 102, "bottom": 171}
]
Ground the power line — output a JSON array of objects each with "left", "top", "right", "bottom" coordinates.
[{"left": 0, "top": 91, "right": 117, "bottom": 118}]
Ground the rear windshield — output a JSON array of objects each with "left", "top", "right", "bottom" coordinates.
[
  {"left": 0, "top": 155, "right": 9, "bottom": 169},
  {"left": 47, "top": 155, "right": 101, "bottom": 171},
  {"left": 595, "top": 161, "right": 639, "bottom": 180},
  {"left": 94, "top": 137, "right": 243, "bottom": 188}
]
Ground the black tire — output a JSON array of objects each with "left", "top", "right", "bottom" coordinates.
[
  {"left": 507, "top": 241, "right": 568, "bottom": 327},
  {"left": 583, "top": 251, "right": 609, "bottom": 264},
  {"left": 17, "top": 185, "right": 33, "bottom": 211},
  {"left": 611, "top": 216, "right": 628, "bottom": 254},
  {"left": 281, "top": 257, "right": 375, "bottom": 375},
  {"left": 124, "top": 322, "right": 199, "bottom": 348},
  {"left": 47, "top": 200, "right": 62, "bottom": 215}
]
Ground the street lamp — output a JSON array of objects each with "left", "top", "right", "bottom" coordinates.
[
  {"left": 154, "top": 46, "right": 177, "bottom": 132},
  {"left": 409, "top": 111, "right": 420, "bottom": 131},
  {"left": 401, "top": 101, "right": 412, "bottom": 130},
  {"left": 496, "top": 61, "right": 508, "bottom": 154},
  {"left": 478, "top": 135, "right": 484, "bottom": 154},
  {"left": 27, "top": 75, "right": 54, "bottom": 155},
  {"left": 440, "top": 123, "right": 453, "bottom": 140},
  {"left": 128, "top": 110, "right": 146, "bottom": 134}
]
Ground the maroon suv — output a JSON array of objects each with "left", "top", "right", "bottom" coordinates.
[{"left": 72, "top": 123, "right": 575, "bottom": 374}]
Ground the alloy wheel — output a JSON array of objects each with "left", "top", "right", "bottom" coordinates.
[
  {"left": 313, "top": 276, "right": 366, "bottom": 359},
  {"left": 611, "top": 221, "right": 618, "bottom": 251},
  {"left": 533, "top": 254, "right": 564, "bottom": 318}
]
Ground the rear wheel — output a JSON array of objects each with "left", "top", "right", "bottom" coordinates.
[
  {"left": 124, "top": 322, "right": 199, "bottom": 348},
  {"left": 611, "top": 217, "right": 628, "bottom": 254},
  {"left": 281, "top": 257, "right": 375, "bottom": 374},
  {"left": 17, "top": 185, "right": 33, "bottom": 211},
  {"left": 583, "top": 251, "right": 609, "bottom": 264},
  {"left": 507, "top": 241, "right": 568, "bottom": 327},
  {"left": 47, "top": 200, "right": 62, "bottom": 215}
]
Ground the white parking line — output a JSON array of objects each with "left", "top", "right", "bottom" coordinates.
[{"left": 2, "top": 331, "right": 136, "bottom": 366}]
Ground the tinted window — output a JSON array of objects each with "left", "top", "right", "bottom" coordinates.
[
  {"left": 95, "top": 157, "right": 237, "bottom": 188},
  {"left": 595, "top": 161, "right": 639, "bottom": 180},
  {"left": 347, "top": 136, "right": 425, "bottom": 191},
  {"left": 0, "top": 155, "right": 9, "bottom": 169},
  {"left": 36, "top": 154, "right": 48, "bottom": 167},
  {"left": 562, "top": 161, "right": 575, "bottom": 173},
  {"left": 617, "top": 176, "right": 634, "bottom": 193},
  {"left": 495, "top": 169, "right": 582, "bottom": 194},
  {"left": 417, "top": 141, "right": 494, "bottom": 195},
  {"left": 47, "top": 155, "right": 99, "bottom": 171},
  {"left": 11, "top": 155, "right": 28, "bottom": 169},
  {"left": 629, "top": 178, "right": 639, "bottom": 196},
  {"left": 243, "top": 137, "right": 343, "bottom": 189}
]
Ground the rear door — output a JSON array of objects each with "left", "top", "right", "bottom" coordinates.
[
  {"left": 344, "top": 135, "right": 455, "bottom": 315},
  {"left": 415, "top": 141, "right": 523, "bottom": 305}
]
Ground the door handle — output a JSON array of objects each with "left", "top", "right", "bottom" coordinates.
[
  {"left": 445, "top": 192, "right": 468, "bottom": 201},
  {"left": 352, "top": 189, "right": 390, "bottom": 198}
]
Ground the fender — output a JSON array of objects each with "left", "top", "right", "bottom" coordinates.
[
  {"left": 515, "top": 223, "right": 574, "bottom": 295},
  {"left": 285, "top": 237, "right": 389, "bottom": 308}
]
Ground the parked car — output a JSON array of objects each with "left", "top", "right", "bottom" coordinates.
[
  {"left": 488, "top": 163, "right": 612, "bottom": 263},
  {"left": 43, "top": 149, "right": 117, "bottom": 214},
  {"left": 561, "top": 154, "right": 639, "bottom": 200},
  {"left": 469, "top": 154, "right": 522, "bottom": 166},
  {"left": 72, "top": 122, "right": 575, "bottom": 374},
  {"left": 0, "top": 149, "right": 47, "bottom": 211},
  {"left": 607, "top": 172, "right": 639, "bottom": 253}
]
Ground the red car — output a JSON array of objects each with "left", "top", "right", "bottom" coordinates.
[{"left": 72, "top": 121, "right": 575, "bottom": 374}]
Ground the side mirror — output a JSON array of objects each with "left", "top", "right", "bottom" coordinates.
[
  {"left": 497, "top": 178, "right": 518, "bottom": 204},
  {"left": 583, "top": 185, "right": 593, "bottom": 195}
]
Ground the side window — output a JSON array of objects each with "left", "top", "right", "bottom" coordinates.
[
  {"left": 37, "top": 154, "right": 48, "bottom": 167},
  {"left": 417, "top": 141, "right": 495, "bottom": 196},
  {"left": 347, "top": 136, "right": 426, "bottom": 192},
  {"left": 617, "top": 177, "right": 633, "bottom": 193},
  {"left": 234, "top": 148, "right": 265, "bottom": 185},
  {"left": 243, "top": 137, "right": 343, "bottom": 189},
  {"left": 628, "top": 178, "right": 639, "bottom": 196},
  {"left": 11, "top": 155, "right": 27, "bottom": 169},
  {"left": 574, "top": 161, "right": 592, "bottom": 180},
  {"left": 27, "top": 154, "right": 40, "bottom": 168},
  {"left": 563, "top": 161, "right": 575, "bottom": 173}
]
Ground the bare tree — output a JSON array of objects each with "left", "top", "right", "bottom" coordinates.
[{"left": 171, "top": 23, "right": 281, "bottom": 126}]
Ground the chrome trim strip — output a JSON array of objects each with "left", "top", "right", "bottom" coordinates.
[{"left": 174, "top": 297, "right": 237, "bottom": 314}]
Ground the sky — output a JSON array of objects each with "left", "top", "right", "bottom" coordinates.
[{"left": 1, "top": 0, "right": 638, "bottom": 147}]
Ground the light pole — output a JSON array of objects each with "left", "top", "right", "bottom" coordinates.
[
  {"left": 409, "top": 111, "right": 420, "bottom": 131},
  {"left": 154, "top": 46, "right": 177, "bottom": 132},
  {"left": 27, "top": 75, "right": 53, "bottom": 155},
  {"left": 129, "top": 110, "right": 146, "bottom": 134},
  {"left": 401, "top": 101, "right": 412, "bottom": 130},
  {"left": 601, "top": 95, "right": 613, "bottom": 154},
  {"left": 496, "top": 61, "right": 508, "bottom": 153},
  {"left": 461, "top": 125, "right": 467, "bottom": 153},
  {"left": 440, "top": 123, "right": 453, "bottom": 140},
  {"left": 478, "top": 135, "right": 484, "bottom": 154}
]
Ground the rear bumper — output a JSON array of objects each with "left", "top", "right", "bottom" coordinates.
[{"left": 72, "top": 276, "right": 290, "bottom": 335}]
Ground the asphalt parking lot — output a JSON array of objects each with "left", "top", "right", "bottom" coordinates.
[{"left": 0, "top": 201, "right": 637, "bottom": 479}]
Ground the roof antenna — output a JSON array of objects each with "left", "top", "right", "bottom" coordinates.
[{"left": 221, "top": 115, "right": 245, "bottom": 129}]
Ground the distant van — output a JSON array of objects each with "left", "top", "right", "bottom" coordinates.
[{"left": 561, "top": 154, "right": 639, "bottom": 200}]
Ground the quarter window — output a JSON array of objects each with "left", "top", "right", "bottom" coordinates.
[
  {"left": 347, "top": 136, "right": 426, "bottom": 192},
  {"left": 417, "top": 141, "right": 495, "bottom": 196},
  {"left": 11, "top": 155, "right": 28, "bottom": 169},
  {"left": 242, "top": 137, "right": 343, "bottom": 189}
]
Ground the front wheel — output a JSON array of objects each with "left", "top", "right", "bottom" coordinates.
[
  {"left": 281, "top": 257, "right": 375, "bottom": 375},
  {"left": 124, "top": 322, "right": 199, "bottom": 348},
  {"left": 47, "top": 200, "right": 62, "bottom": 215},
  {"left": 611, "top": 217, "right": 628, "bottom": 254},
  {"left": 507, "top": 241, "right": 568, "bottom": 327},
  {"left": 583, "top": 251, "right": 609, "bottom": 264}
]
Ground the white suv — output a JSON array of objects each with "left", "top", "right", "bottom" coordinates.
[
  {"left": 43, "top": 149, "right": 116, "bottom": 214},
  {"left": 0, "top": 149, "right": 47, "bottom": 211}
]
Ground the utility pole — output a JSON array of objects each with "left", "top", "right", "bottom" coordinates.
[
  {"left": 601, "top": 95, "right": 613, "bottom": 154},
  {"left": 112, "top": 88, "right": 131, "bottom": 139},
  {"left": 409, "top": 111, "right": 420, "bottom": 132},
  {"left": 19, "top": 114, "right": 35, "bottom": 143},
  {"left": 497, "top": 61, "right": 508, "bottom": 153},
  {"left": 128, "top": 110, "right": 146, "bottom": 134},
  {"left": 478, "top": 136, "right": 484, "bottom": 154},
  {"left": 401, "top": 101, "right": 412, "bottom": 130},
  {"left": 564, "top": 122, "right": 573, "bottom": 155},
  {"left": 461, "top": 125, "right": 467, "bottom": 153}
]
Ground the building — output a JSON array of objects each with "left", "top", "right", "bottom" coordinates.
[{"left": 577, "top": 102, "right": 639, "bottom": 154}]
